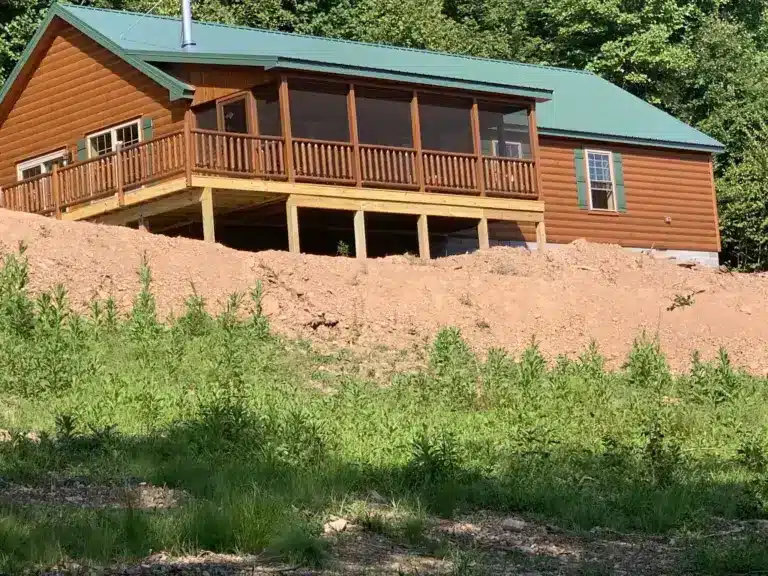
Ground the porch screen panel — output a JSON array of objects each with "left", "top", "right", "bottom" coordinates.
[
  {"left": 289, "top": 80, "right": 349, "bottom": 142},
  {"left": 253, "top": 83, "right": 282, "bottom": 136},
  {"left": 356, "top": 87, "right": 413, "bottom": 147},
  {"left": 478, "top": 103, "right": 531, "bottom": 159},
  {"left": 418, "top": 95, "right": 473, "bottom": 153}
]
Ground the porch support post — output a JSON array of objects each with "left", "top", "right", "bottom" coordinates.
[
  {"left": 411, "top": 91, "right": 425, "bottom": 192},
  {"left": 417, "top": 214, "right": 430, "bottom": 260},
  {"left": 528, "top": 105, "right": 544, "bottom": 198},
  {"left": 279, "top": 75, "right": 295, "bottom": 182},
  {"left": 477, "top": 217, "right": 490, "bottom": 250},
  {"left": 348, "top": 84, "right": 362, "bottom": 187},
  {"left": 184, "top": 108, "right": 194, "bottom": 187},
  {"left": 115, "top": 143, "right": 124, "bottom": 207},
  {"left": 353, "top": 210, "right": 367, "bottom": 259},
  {"left": 471, "top": 99, "right": 485, "bottom": 196},
  {"left": 536, "top": 220, "right": 547, "bottom": 251},
  {"left": 286, "top": 195, "right": 300, "bottom": 253},
  {"left": 51, "top": 163, "right": 61, "bottom": 219},
  {"left": 201, "top": 187, "right": 215, "bottom": 243}
]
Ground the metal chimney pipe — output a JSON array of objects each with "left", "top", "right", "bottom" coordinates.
[{"left": 181, "top": 0, "right": 195, "bottom": 50}]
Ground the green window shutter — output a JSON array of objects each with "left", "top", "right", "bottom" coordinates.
[
  {"left": 142, "top": 117, "right": 154, "bottom": 141},
  {"left": 76, "top": 138, "right": 88, "bottom": 161},
  {"left": 612, "top": 151, "right": 627, "bottom": 212},
  {"left": 573, "top": 149, "right": 588, "bottom": 209}
]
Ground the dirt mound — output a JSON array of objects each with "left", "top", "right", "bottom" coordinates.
[{"left": 1, "top": 208, "right": 767, "bottom": 373}]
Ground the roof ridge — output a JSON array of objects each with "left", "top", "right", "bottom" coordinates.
[{"left": 58, "top": 2, "right": 595, "bottom": 77}]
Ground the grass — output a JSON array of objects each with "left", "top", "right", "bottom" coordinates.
[{"left": 0, "top": 246, "right": 767, "bottom": 573}]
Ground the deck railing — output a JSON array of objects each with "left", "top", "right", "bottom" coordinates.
[{"left": 1, "top": 129, "right": 539, "bottom": 217}]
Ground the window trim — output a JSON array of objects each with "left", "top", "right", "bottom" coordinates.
[
  {"left": 86, "top": 118, "right": 142, "bottom": 158},
  {"left": 490, "top": 139, "right": 523, "bottom": 159},
  {"left": 16, "top": 149, "right": 67, "bottom": 181},
  {"left": 584, "top": 148, "right": 617, "bottom": 212}
]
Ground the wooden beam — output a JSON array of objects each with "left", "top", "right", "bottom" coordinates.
[
  {"left": 528, "top": 105, "right": 545, "bottom": 199},
  {"left": 94, "top": 189, "right": 204, "bottom": 226},
  {"left": 190, "top": 175, "right": 545, "bottom": 213},
  {"left": 353, "top": 210, "right": 367, "bottom": 259},
  {"left": 478, "top": 217, "right": 490, "bottom": 250},
  {"left": 411, "top": 91, "right": 425, "bottom": 192},
  {"left": 536, "top": 220, "right": 547, "bottom": 251},
  {"left": 417, "top": 214, "right": 430, "bottom": 260},
  {"left": 279, "top": 75, "right": 295, "bottom": 182},
  {"left": 286, "top": 196, "right": 300, "bottom": 253},
  {"left": 471, "top": 99, "right": 485, "bottom": 197},
  {"left": 348, "top": 84, "right": 362, "bottom": 187},
  {"left": 201, "top": 187, "right": 215, "bottom": 243}
]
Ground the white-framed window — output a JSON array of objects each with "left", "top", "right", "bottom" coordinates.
[
  {"left": 87, "top": 119, "right": 141, "bottom": 158},
  {"left": 585, "top": 149, "right": 616, "bottom": 211},
  {"left": 16, "top": 149, "right": 67, "bottom": 181},
  {"left": 490, "top": 139, "right": 523, "bottom": 159}
]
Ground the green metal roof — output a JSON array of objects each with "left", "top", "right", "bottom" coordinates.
[{"left": 3, "top": 3, "right": 724, "bottom": 153}]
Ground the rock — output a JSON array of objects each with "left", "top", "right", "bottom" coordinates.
[
  {"left": 501, "top": 517, "right": 527, "bottom": 532},
  {"left": 368, "top": 490, "right": 386, "bottom": 504},
  {"left": 0, "top": 430, "right": 11, "bottom": 442},
  {"left": 324, "top": 517, "right": 349, "bottom": 534},
  {"left": 25, "top": 431, "right": 41, "bottom": 443}
]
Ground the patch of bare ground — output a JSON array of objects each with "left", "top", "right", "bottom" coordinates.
[{"left": 2, "top": 208, "right": 768, "bottom": 373}]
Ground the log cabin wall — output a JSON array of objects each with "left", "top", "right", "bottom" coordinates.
[
  {"left": 490, "top": 136, "right": 720, "bottom": 252},
  {"left": 0, "top": 20, "right": 186, "bottom": 187}
]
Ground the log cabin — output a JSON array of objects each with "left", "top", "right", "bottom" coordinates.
[{"left": 0, "top": 2, "right": 725, "bottom": 264}]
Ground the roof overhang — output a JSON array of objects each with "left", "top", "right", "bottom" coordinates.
[
  {"left": 539, "top": 127, "right": 726, "bottom": 154},
  {"left": 0, "top": 3, "right": 195, "bottom": 118},
  {"left": 130, "top": 51, "right": 553, "bottom": 102}
]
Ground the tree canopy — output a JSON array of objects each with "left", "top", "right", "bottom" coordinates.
[{"left": 2, "top": 0, "right": 768, "bottom": 268}]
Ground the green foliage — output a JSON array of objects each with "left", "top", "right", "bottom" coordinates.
[{"left": 0, "top": 250, "right": 768, "bottom": 571}]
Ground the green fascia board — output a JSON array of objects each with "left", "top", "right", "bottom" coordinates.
[
  {"left": 539, "top": 128, "right": 724, "bottom": 154},
  {"left": 0, "top": 2, "right": 194, "bottom": 113}
]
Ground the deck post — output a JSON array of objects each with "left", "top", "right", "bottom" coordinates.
[
  {"left": 417, "top": 214, "right": 430, "bottom": 260},
  {"left": 184, "top": 109, "right": 194, "bottom": 187},
  {"left": 471, "top": 99, "right": 485, "bottom": 196},
  {"left": 115, "top": 143, "right": 124, "bottom": 207},
  {"left": 286, "top": 195, "right": 300, "bottom": 253},
  {"left": 411, "top": 91, "right": 425, "bottom": 192},
  {"left": 353, "top": 210, "right": 367, "bottom": 259},
  {"left": 477, "top": 216, "right": 490, "bottom": 250},
  {"left": 51, "top": 163, "right": 61, "bottom": 219},
  {"left": 535, "top": 220, "right": 547, "bottom": 251},
  {"left": 348, "top": 84, "right": 362, "bottom": 187},
  {"left": 528, "top": 105, "right": 544, "bottom": 198},
  {"left": 279, "top": 76, "right": 295, "bottom": 182},
  {"left": 138, "top": 216, "right": 150, "bottom": 232},
  {"left": 201, "top": 187, "right": 215, "bottom": 243}
]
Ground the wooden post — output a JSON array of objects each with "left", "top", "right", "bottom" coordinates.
[
  {"left": 417, "top": 214, "right": 430, "bottom": 260},
  {"left": 353, "top": 210, "right": 367, "bottom": 259},
  {"left": 535, "top": 220, "right": 547, "bottom": 251},
  {"left": 138, "top": 216, "right": 150, "bottom": 232},
  {"left": 411, "top": 91, "right": 425, "bottom": 192},
  {"left": 115, "top": 143, "right": 124, "bottom": 207},
  {"left": 184, "top": 108, "right": 194, "bottom": 187},
  {"left": 471, "top": 99, "right": 485, "bottom": 196},
  {"left": 528, "top": 105, "right": 544, "bottom": 198},
  {"left": 51, "top": 163, "right": 61, "bottom": 219},
  {"left": 477, "top": 216, "right": 490, "bottom": 250},
  {"left": 201, "top": 187, "right": 215, "bottom": 243},
  {"left": 286, "top": 196, "right": 300, "bottom": 253},
  {"left": 279, "top": 76, "right": 295, "bottom": 182},
  {"left": 348, "top": 84, "right": 362, "bottom": 187}
]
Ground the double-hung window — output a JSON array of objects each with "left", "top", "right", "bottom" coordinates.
[
  {"left": 16, "top": 149, "right": 67, "bottom": 181},
  {"left": 87, "top": 119, "right": 141, "bottom": 158},
  {"left": 586, "top": 150, "right": 616, "bottom": 211}
]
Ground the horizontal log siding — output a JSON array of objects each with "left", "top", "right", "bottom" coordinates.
[
  {"left": 0, "top": 22, "right": 185, "bottom": 187},
  {"left": 166, "top": 64, "right": 271, "bottom": 106},
  {"left": 491, "top": 137, "right": 719, "bottom": 251}
]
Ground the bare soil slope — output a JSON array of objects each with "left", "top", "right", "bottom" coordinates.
[{"left": 2, "top": 209, "right": 766, "bottom": 373}]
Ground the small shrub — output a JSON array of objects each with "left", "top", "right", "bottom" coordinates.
[
  {"left": 518, "top": 337, "right": 547, "bottom": 388},
  {"left": 624, "top": 333, "right": 671, "bottom": 390},
  {"left": 643, "top": 418, "right": 682, "bottom": 487},
  {"left": 428, "top": 327, "right": 478, "bottom": 407},
  {"left": 177, "top": 284, "right": 212, "bottom": 337},
  {"left": 737, "top": 434, "right": 767, "bottom": 473},
  {"left": 408, "top": 430, "right": 460, "bottom": 485},
  {"left": 268, "top": 524, "right": 329, "bottom": 568},
  {"left": 336, "top": 240, "right": 350, "bottom": 257}
]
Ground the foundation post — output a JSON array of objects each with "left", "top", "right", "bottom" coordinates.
[
  {"left": 478, "top": 217, "right": 490, "bottom": 250},
  {"left": 201, "top": 187, "right": 215, "bottom": 243},
  {"left": 417, "top": 214, "right": 430, "bottom": 260},
  {"left": 535, "top": 220, "right": 547, "bottom": 251},
  {"left": 286, "top": 196, "right": 300, "bottom": 253},
  {"left": 353, "top": 210, "right": 367, "bottom": 259},
  {"left": 138, "top": 216, "right": 150, "bottom": 232}
]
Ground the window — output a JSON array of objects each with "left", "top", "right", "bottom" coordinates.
[
  {"left": 87, "top": 119, "right": 141, "bottom": 157},
  {"left": 478, "top": 103, "right": 531, "bottom": 159},
  {"left": 586, "top": 150, "right": 616, "bottom": 211},
  {"left": 253, "top": 84, "right": 281, "bottom": 136},
  {"left": 419, "top": 95, "right": 473, "bottom": 153},
  {"left": 195, "top": 104, "right": 218, "bottom": 130},
  {"left": 356, "top": 87, "right": 413, "bottom": 148},
  {"left": 16, "top": 149, "right": 67, "bottom": 181},
  {"left": 490, "top": 140, "right": 523, "bottom": 159},
  {"left": 221, "top": 98, "right": 249, "bottom": 133},
  {"left": 289, "top": 80, "right": 349, "bottom": 142}
]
